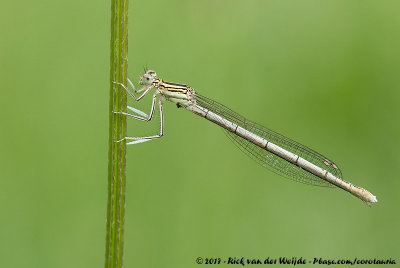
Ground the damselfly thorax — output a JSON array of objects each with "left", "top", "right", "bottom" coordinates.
[{"left": 151, "top": 78, "right": 196, "bottom": 108}]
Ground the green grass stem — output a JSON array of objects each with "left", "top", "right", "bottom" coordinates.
[{"left": 105, "top": 0, "right": 128, "bottom": 267}]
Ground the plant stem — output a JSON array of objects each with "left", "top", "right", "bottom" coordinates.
[{"left": 105, "top": 0, "right": 128, "bottom": 267}]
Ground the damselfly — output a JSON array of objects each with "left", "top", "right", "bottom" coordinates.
[{"left": 113, "top": 70, "right": 377, "bottom": 205}]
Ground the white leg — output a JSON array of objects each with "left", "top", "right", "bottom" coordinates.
[
  {"left": 116, "top": 98, "right": 165, "bottom": 144},
  {"left": 113, "top": 91, "right": 158, "bottom": 122},
  {"left": 113, "top": 81, "right": 154, "bottom": 102},
  {"left": 127, "top": 106, "right": 148, "bottom": 118},
  {"left": 127, "top": 78, "right": 148, "bottom": 94},
  {"left": 127, "top": 78, "right": 136, "bottom": 92}
]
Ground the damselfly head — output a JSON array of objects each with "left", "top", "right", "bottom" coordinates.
[{"left": 139, "top": 70, "right": 157, "bottom": 85}]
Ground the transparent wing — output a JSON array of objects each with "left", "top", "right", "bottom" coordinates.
[{"left": 194, "top": 93, "right": 342, "bottom": 187}]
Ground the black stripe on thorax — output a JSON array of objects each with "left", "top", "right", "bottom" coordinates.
[{"left": 160, "top": 80, "right": 189, "bottom": 93}]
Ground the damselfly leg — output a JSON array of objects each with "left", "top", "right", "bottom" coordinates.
[
  {"left": 113, "top": 79, "right": 154, "bottom": 102},
  {"left": 113, "top": 91, "right": 158, "bottom": 122},
  {"left": 113, "top": 79, "right": 165, "bottom": 145},
  {"left": 115, "top": 98, "right": 164, "bottom": 144}
]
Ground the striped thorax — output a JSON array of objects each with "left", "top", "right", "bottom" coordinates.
[{"left": 140, "top": 70, "right": 195, "bottom": 107}]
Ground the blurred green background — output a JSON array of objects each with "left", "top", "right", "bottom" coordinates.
[{"left": 1, "top": 0, "right": 399, "bottom": 267}]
